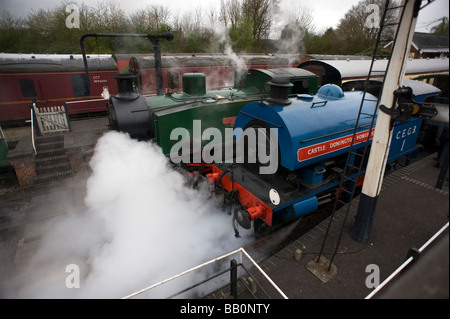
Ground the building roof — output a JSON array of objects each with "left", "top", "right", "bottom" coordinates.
[
  {"left": 384, "top": 32, "right": 449, "bottom": 54},
  {"left": 412, "top": 32, "right": 449, "bottom": 53},
  {"left": 299, "top": 58, "right": 449, "bottom": 81}
]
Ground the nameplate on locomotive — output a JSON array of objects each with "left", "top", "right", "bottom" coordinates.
[{"left": 297, "top": 129, "right": 375, "bottom": 162}]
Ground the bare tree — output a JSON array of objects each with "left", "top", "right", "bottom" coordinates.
[
  {"left": 219, "top": 0, "right": 278, "bottom": 50},
  {"left": 219, "top": 0, "right": 242, "bottom": 29},
  {"left": 1, "top": 0, "right": 285, "bottom": 54},
  {"left": 289, "top": 6, "right": 315, "bottom": 35},
  {"left": 431, "top": 16, "right": 449, "bottom": 35},
  {"left": 25, "top": 9, "right": 56, "bottom": 37},
  {"left": 146, "top": 5, "right": 171, "bottom": 31},
  {"left": 131, "top": 5, "right": 171, "bottom": 33},
  {"left": 276, "top": 6, "right": 315, "bottom": 54},
  {"left": 179, "top": 10, "right": 195, "bottom": 34},
  {"left": 0, "top": 10, "right": 23, "bottom": 29},
  {"left": 241, "top": 0, "right": 277, "bottom": 43},
  {"left": 89, "top": 0, "right": 129, "bottom": 33},
  {"left": 207, "top": 7, "right": 218, "bottom": 28},
  {"left": 335, "top": 0, "right": 399, "bottom": 55}
]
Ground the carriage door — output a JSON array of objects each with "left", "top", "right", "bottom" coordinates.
[{"left": 19, "top": 78, "right": 43, "bottom": 117}]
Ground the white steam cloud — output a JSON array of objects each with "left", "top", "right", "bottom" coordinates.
[
  {"left": 205, "top": 21, "right": 248, "bottom": 88},
  {"left": 6, "top": 131, "right": 250, "bottom": 298}
]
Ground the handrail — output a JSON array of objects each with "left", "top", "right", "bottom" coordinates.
[
  {"left": 122, "top": 248, "right": 242, "bottom": 299},
  {"left": 241, "top": 248, "right": 289, "bottom": 299},
  {"left": 365, "top": 222, "right": 449, "bottom": 299},
  {"left": 122, "top": 247, "right": 288, "bottom": 299},
  {"left": 30, "top": 103, "right": 37, "bottom": 154}
]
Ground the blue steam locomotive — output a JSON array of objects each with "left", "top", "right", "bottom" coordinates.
[
  {"left": 204, "top": 78, "right": 438, "bottom": 233},
  {"left": 108, "top": 66, "right": 439, "bottom": 234}
]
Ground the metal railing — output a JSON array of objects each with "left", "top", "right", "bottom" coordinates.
[
  {"left": 122, "top": 247, "right": 288, "bottom": 299},
  {"left": 29, "top": 105, "right": 37, "bottom": 154},
  {"left": 366, "top": 222, "right": 449, "bottom": 299}
]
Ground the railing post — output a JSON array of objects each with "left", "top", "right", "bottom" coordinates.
[
  {"left": 29, "top": 103, "right": 37, "bottom": 154},
  {"left": 230, "top": 259, "right": 238, "bottom": 299},
  {"left": 63, "top": 102, "right": 72, "bottom": 132}
]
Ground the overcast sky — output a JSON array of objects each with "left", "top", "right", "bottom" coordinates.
[{"left": 0, "top": 0, "right": 448, "bottom": 33}]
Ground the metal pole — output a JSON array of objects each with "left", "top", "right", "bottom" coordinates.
[
  {"left": 352, "top": 0, "right": 422, "bottom": 243},
  {"left": 230, "top": 259, "right": 238, "bottom": 299},
  {"left": 240, "top": 248, "right": 289, "bottom": 299},
  {"left": 151, "top": 39, "right": 164, "bottom": 96},
  {"left": 80, "top": 32, "right": 173, "bottom": 93}
]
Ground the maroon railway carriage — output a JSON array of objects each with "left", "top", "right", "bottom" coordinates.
[
  {"left": 115, "top": 54, "right": 297, "bottom": 95},
  {"left": 0, "top": 53, "right": 298, "bottom": 125},
  {"left": 0, "top": 53, "right": 119, "bottom": 125}
]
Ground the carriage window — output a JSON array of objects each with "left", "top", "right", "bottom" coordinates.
[
  {"left": 292, "top": 80, "right": 309, "bottom": 94},
  {"left": 19, "top": 79, "right": 36, "bottom": 97},
  {"left": 71, "top": 74, "right": 90, "bottom": 97}
]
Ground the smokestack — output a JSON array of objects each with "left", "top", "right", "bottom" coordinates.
[
  {"left": 114, "top": 74, "right": 139, "bottom": 101},
  {"left": 266, "top": 78, "right": 293, "bottom": 106},
  {"left": 234, "top": 69, "right": 247, "bottom": 89}
]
